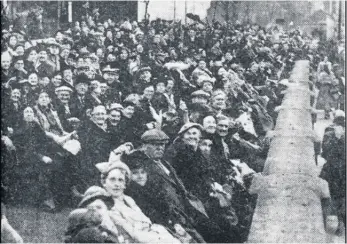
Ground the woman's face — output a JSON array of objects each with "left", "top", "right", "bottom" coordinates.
[
  {"left": 166, "top": 80, "right": 174, "bottom": 92},
  {"left": 9, "top": 36, "right": 17, "bottom": 47},
  {"left": 199, "top": 139, "right": 213, "bottom": 157},
  {"left": 23, "top": 107, "right": 35, "bottom": 122},
  {"left": 182, "top": 127, "right": 201, "bottom": 148},
  {"left": 15, "top": 46, "right": 25, "bottom": 56},
  {"left": 131, "top": 168, "right": 148, "bottom": 186},
  {"left": 11, "top": 89, "right": 21, "bottom": 102},
  {"left": 203, "top": 116, "right": 216, "bottom": 134},
  {"left": 28, "top": 50, "right": 38, "bottom": 62},
  {"left": 87, "top": 199, "right": 109, "bottom": 216},
  {"left": 28, "top": 73, "right": 39, "bottom": 86},
  {"left": 103, "top": 169, "right": 126, "bottom": 198},
  {"left": 109, "top": 110, "right": 121, "bottom": 125},
  {"left": 38, "top": 92, "right": 50, "bottom": 107},
  {"left": 122, "top": 106, "right": 135, "bottom": 118}
]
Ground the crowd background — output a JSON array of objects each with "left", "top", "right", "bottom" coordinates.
[{"left": 1, "top": 3, "right": 345, "bottom": 243}]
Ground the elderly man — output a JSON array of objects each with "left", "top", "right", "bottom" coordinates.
[
  {"left": 77, "top": 105, "right": 112, "bottom": 193},
  {"left": 55, "top": 86, "right": 75, "bottom": 132},
  {"left": 131, "top": 128, "right": 234, "bottom": 242}
]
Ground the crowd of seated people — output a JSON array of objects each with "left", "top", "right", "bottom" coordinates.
[{"left": 1, "top": 6, "right": 345, "bottom": 243}]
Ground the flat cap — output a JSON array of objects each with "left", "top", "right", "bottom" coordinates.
[
  {"left": 55, "top": 85, "right": 73, "bottom": 93},
  {"left": 178, "top": 122, "right": 203, "bottom": 135},
  {"left": 141, "top": 129, "right": 170, "bottom": 143},
  {"left": 78, "top": 186, "right": 113, "bottom": 208},
  {"left": 191, "top": 90, "right": 210, "bottom": 98}
]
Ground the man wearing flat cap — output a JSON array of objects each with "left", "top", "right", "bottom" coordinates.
[
  {"left": 55, "top": 85, "right": 75, "bottom": 132},
  {"left": 35, "top": 44, "right": 56, "bottom": 78},
  {"left": 102, "top": 65, "right": 122, "bottom": 104},
  {"left": 134, "top": 129, "right": 231, "bottom": 242}
]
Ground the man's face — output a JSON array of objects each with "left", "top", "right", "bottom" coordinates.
[
  {"left": 131, "top": 168, "right": 148, "bottom": 186},
  {"left": 109, "top": 110, "right": 121, "bottom": 125},
  {"left": 122, "top": 106, "right": 135, "bottom": 118},
  {"left": 63, "top": 69, "right": 73, "bottom": 80},
  {"left": 39, "top": 51, "right": 48, "bottom": 62},
  {"left": 60, "top": 49, "right": 70, "bottom": 59},
  {"left": 52, "top": 75, "right": 62, "bottom": 87},
  {"left": 57, "top": 91, "right": 71, "bottom": 104},
  {"left": 166, "top": 80, "right": 174, "bottom": 92},
  {"left": 49, "top": 45, "right": 60, "bottom": 55},
  {"left": 39, "top": 77, "right": 50, "bottom": 87},
  {"left": 11, "top": 89, "right": 21, "bottom": 102},
  {"left": 75, "top": 82, "right": 88, "bottom": 95},
  {"left": 143, "top": 86, "right": 154, "bottom": 100},
  {"left": 212, "top": 94, "right": 226, "bottom": 110},
  {"left": 182, "top": 127, "right": 201, "bottom": 148},
  {"left": 100, "top": 83, "right": 108, "bottom": 94},
  {"left": 1, "top": 56, "right": 11, "bottom": 70},
  {"left": 153, "top": 35, "right": 161, "bottom": 44},
  {"left": 103, "top": 72, "right": 119, "bottom": 84},
  {"left": 14, "top": 59, "right": 24, "bottom": 70},
  {"left": 55, "top": 32, "right": 64, "bottom": 42},
  {"left": 92, "top": 106, "right": 107, "bottom": 126},
  {"left": 217, "top": 119, "right": 229, "bottom": 137},
  {"left": 144, "top": 142, "right": 166, "bottom": 160},
  {"left": 202, "top": 82, "right": 213, "bottom": 93},
  {"left": 198, "top": 61, "right": 206, "bottom": 69},
  {"left": 156, "top": 83, "right": 166, "bottom": 94}
]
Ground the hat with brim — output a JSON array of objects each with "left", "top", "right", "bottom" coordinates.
[
  {"left": 178, "top": 122, "right": 203, "bottom": 135},
  {"left": 75, "top": 74, "right": 90, "bottom": 86},
  {"left": 46, "top": 40, "right": 61, "bottom": 48},
  {"left": 141, "top": 129, "right": 170, "bottom": 144},
  {"left": 78, "top": 186, "right": 114, "bottom": 208},
  {"left": 122, "top": 150, "right": 149, "bottom": 170}
]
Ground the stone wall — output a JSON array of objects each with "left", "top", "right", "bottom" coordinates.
[{"left": 247, "top": 61, "right": 329, "bottom": 243}]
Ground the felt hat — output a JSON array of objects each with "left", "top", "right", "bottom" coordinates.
[{"left": 141, "top": 129, "right": 170, "bottom": 144}]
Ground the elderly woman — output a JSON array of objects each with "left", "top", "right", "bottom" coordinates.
[
  {"left": 95, "top": 160, "right": 180, "bottom": 243},
  {"left": 10, "top": 107, "right": 55, "bottom": 210}
]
